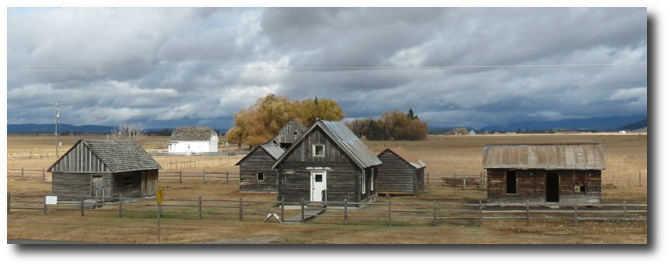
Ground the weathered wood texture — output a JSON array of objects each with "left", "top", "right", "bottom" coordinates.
[
  {"left": 50, "top": 141, "right": 108, "bottom": 173},
  {"left": 239, "top": 148, "right": 278, "bottom": 193},
  {"left": 376, "top": 150, "right": 424, "bottom": 195},
  {"left": 487, "top": 169, "right": 601, "bottom": 204},
  {"left": 273, "top": 120, "right": 306, "bottom": 147},
  {"left": 52, "top": 170, "right": 157, "bottom": 200},
  {"left": 277, "top": 128, "right": 376, "bottom": 203}
]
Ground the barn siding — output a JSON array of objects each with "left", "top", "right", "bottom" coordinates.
[
  {"left": 377, "top": 150, "right": 422, "bottom": 195},
  {"left": 239, "top": 148, "right": 278, "bottom": 193},
  {"left": 51, "top": 142, "right": 108, "bottom": 173},
  {"left": 111, "top": 171, "right": 144, "bottom": 198},
  {"left": 274, "top": 121, "right": 305, "bottom": 145},
  {"left": 52, "top": 172, "right": 113, "bottom": 200},
  {"left": 487, "top": 169, "right": 601, "bottom": 204}
]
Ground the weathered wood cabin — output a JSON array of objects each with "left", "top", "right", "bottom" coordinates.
[
  {"left": 236, "top": 141, "right": 285, "bottom": 193},
  {"left": 483, "top": 143, "right": 605, "bottom": 205},
  {"left": 48, "top": 139, "right": 161, "bottom": 200},
  {"left": 272, "top": 120, "right": 382, "bottom": 203},
  {"left": 273, "top": 119, "right": 307, "bottom": 149},
  {"left": 376, "top": 147, "right": 426, "bottom": 195}
]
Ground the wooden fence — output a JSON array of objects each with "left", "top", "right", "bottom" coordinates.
[
  {"left": 425, "top": 172, "right": 486, "bottom": 189},
  {"left": 158, "top": 170, "right": 240, "bottom": 183},
  {"left": 7, "top": 193, "right": 647, "bottom": 228},
  {"left": 6, "top": 168, "right": 49, "bottom": 182}
]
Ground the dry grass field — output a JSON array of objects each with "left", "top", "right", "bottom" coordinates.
[{"left": 6, "top": 133, "right": 648, "bottom": 244}]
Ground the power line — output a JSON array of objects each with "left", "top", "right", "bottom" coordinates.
[{"left": 6, "top": 62, "right": 647, "bottom": 71}]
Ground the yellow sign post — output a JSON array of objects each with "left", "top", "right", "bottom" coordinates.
[{"left": 156, "top": 187, "right": 164, "bottom": 242}]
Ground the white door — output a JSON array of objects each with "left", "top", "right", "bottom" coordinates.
[{"left": 310, "top": 171, "right": 327, "bottom": 202}]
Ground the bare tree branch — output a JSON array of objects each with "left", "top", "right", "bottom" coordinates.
[{"left": 111, "top": 124, "right": 146, "bottom": 142}]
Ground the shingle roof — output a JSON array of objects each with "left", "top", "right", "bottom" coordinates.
[
  {"left": 285, "top": 119, "right": 307, "bottom": 132},
  {"left": 482, "top": 143, "right": 605, "bottom": 170},
  {"left": 169, "top": 126, "right": 216, "bottom": 141},
  {"left": 272, "top": 120, "right": 382, "bottom": 169},
  {"left": 48, "top": 139, "right": 161, "bottom": 173},
  {"left": 381, "top": 147, "right": 426, "bottom": 169}
]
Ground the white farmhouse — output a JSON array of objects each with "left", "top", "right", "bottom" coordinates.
[{"left": 168, "top": 126, "right": 219, "bottom": 154}]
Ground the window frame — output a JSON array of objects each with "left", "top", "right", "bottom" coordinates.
[
  {"left": 256, "top": 172, "right": 264, "bottom": 181},
  {"left": 312, "top": 144, "right": 325, "bottom": 157}
]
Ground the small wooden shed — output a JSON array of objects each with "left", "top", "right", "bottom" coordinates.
[
  {"left": 272, "top": 120, "right": 382, "bottom": 204},
  {"left": 236, "top": 141, "right": 285, "bottom": 193},
  {"left": 273, "top": 119, "right": 307, "bottom": 149},
  {"left": 48, "top": 139, "right": 161, "bottom": 200},
  {"left": 483, "top": 143, "right": 605, "bottom": 204},
  {"left": 376, "top": 147, "right": 426, "bottom": 195}
]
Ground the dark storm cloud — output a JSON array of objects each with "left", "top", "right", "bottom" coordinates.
[{"left": 7, "top": 7, "right": 647, "bottom": 129}]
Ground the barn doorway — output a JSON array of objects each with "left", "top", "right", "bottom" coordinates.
[{"left": 546, "top": 173, "right": 560, "bottom": 202}]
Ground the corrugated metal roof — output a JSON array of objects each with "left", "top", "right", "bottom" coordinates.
[
  {"left": 381, "top": 147, "right": 426, "bottom": 169},
  {"left": 272, "top": 120, "right": 381, "bottom": 169},
  {"left": 49, "top": 139, "right": 161, "bottom": 173},
  {"left": 169, "top": 126, "right": 216, "bottom": 141},
  {"left": 482, "top": 143, "right": 605, "bottom": 170},
  {"left": 260, "top": 141, "right": 285, "bottom": 160}
]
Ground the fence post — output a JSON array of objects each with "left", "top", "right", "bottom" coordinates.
[
  {"left": 42, "top": 168, "right": 46, "bottom": 182},
  {"left": 179, "top": 170, "right": 183, "bottom": 183},
  {"left": 80, "top": 194, "right": 85, "bottom": 216},
  {"left": 202, "top": 171, "right": 206, "bottom": 183},
  {"left": 198, "top": 196, "right": 202, "bottom": 220},
  {"left": 7, "top": 193, "right": 10, "bottom": 215},
  {"left": 280, "top": 198, "right": 285, "bottom": 223},
  {"left": 387, "top": 200, "right": 392, "bottom": 227},
  {"left": 432, "top": 200, "right": 437, "bottom": 226},
  {"left": 623, "top": 200, "right": 627, "bottom": 218},
  {"left": 479, "top": 200, "right": 483, "bottom": 227},
  {"left": 119, "top": 193, "right": 123, "bottom": 217},
  {"left": 226, "top": 171, "right": 229, "bottom": 183},
  {"left": 157, "top": 202, "right": 162, "bottom": 242},
  {"left": 21, "top": 168, "right": 24, "bottom": 180},
  {"left": 43, "top": 194, "right": 47, "bottom": 215},
  {"left": 300, "top": 198, "right": 305, "bottom": 222},
  {"left": 639, "top": 172, "right": 642, "bottom": 187},
  {"left": 343, "top": 197, "right": 348, "bottom": 225},
  {"left": 479, "top": 173, "right": 483, "bottom": 189},
  {"left": 427, "top": 172, "right": 430, "bottom": 186},
  {"left": 525, "top": 200, "right": 530, "bottom": 226},
  {"left": 238, "top": 197, "right": 243, "bottom": 221},
  {"left": 463, "top": 178, "right": 466, "bottom": 190},
  {"left": 573, "top": 204, "right": 579, "bottom": 227}
]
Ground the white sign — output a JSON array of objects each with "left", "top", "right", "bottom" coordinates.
[{"left": 45, "top": 196, "right": 58, "bottom": 205}]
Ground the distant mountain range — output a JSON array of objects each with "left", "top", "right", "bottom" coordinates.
[
  {"left": 7, "top": 123, "right": 228, "bottom": 134},
  {"left": 9, "top": 115, "right": 646, "bottom": 134},
  {"left": 429, "top": 115, "right": 647, "bottom": 133}
]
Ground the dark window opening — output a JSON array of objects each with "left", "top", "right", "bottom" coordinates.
[
  {"left": 256, "top": 172, "right": 264, "bottom": 181},
  {"left": 506, "top": 171, "right": 517, "bottom": 194},
  {"left": 280, "top": 143, "right": 291, "bottom": 149},
  {"left": 575, "top": 173, "right": 586, "bottom": 194},
  {"left": 293, "top": 131, "right": 298, "bottom": 135},
  {"left": 315, "top": 174, "right": 323, "bottom": 182},
  {"left": 314, "top": 145, "right": 325, "bottom": 157}
]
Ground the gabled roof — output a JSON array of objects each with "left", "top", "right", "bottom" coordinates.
[
  {"left": 283, "top": 119, "right": 307, "bottom": 133},
  {"left": 169, "top": 126, "right": 216, "bottom": 141},
  {"left": 482, "top": 143, "right": 605, "bottom": 170},
  {"left": 235, "top": 141, "right": 285, "bottom": 165},
  {"left": 380, "top": 147, "right": 426, "bottom": 169},
  {"left": 272, "top": 120, "right": 382, "bottom": 169},
  {"left": 48, "top": 139, "right": 161, "bottom": 173}
]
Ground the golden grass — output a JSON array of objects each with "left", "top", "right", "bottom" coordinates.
[{"left": 6, "top": 133, "right": 647, "bottom": 244}]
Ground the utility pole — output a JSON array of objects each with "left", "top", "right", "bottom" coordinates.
[{"left": 53, "top": 102, "right": 62, "bottom": 157}]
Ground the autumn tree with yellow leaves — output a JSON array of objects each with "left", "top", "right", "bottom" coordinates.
[{"left": 226, "top": 94, "right": 345, "bottom": 147}]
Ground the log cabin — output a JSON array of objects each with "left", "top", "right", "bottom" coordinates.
[
  {"left": 483, "top": 143, "right": 605, "bottom": 205},
  {"left": 376, "top": 147, "right": 426, "bottom": 195},
  {"left": 48, "top": 139, "right": 161, "bottom": 200},
  {"left": 273, "top": 119, "right": 307, "bottom": 149},
  {"left": 236, "top": 141, "right": 284, "bottom": 193}
]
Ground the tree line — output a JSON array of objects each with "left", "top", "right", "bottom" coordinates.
[{"left": 346, "top": 109, "right": 428, "bottom": 141}]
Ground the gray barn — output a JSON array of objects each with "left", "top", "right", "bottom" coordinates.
[
  {"left": 273, "top": 119, "right": 307, "bottom": 149},
  {"left": 272, "top": 120, "right": 382, "bottom": 204},
  {"left": 236, "top": 141, "right": 284, "bottom": 193},
  {"left": 483, "top": 143, "right": 605, "bottom": 205},
  {"left": 377, "top": 147, "right": 426, "bottom": 195},
  {"left": 48, "top": 139, "right": 161, "bottom": 200}
]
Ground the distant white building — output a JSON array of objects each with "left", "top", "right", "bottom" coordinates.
[
  {"left": 168, "top": 126, "right": 218, "bottom": 154},
  {"left": 468, "top": 130, "right": 476, "bottom": 135}
]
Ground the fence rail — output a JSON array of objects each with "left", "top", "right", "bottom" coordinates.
[
  {"left": 6, "top": 168, "right": 49, "bottom": 182},
  {"left": 158, "top": 170, "right": 240, "bottom": 183},
  {"left": 7, "top": 193, "right": 647, "bottom": 228}
]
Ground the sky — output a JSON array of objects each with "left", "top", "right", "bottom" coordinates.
[{"left": 6, "top": 7, "right": 647, "bottom": 129}]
